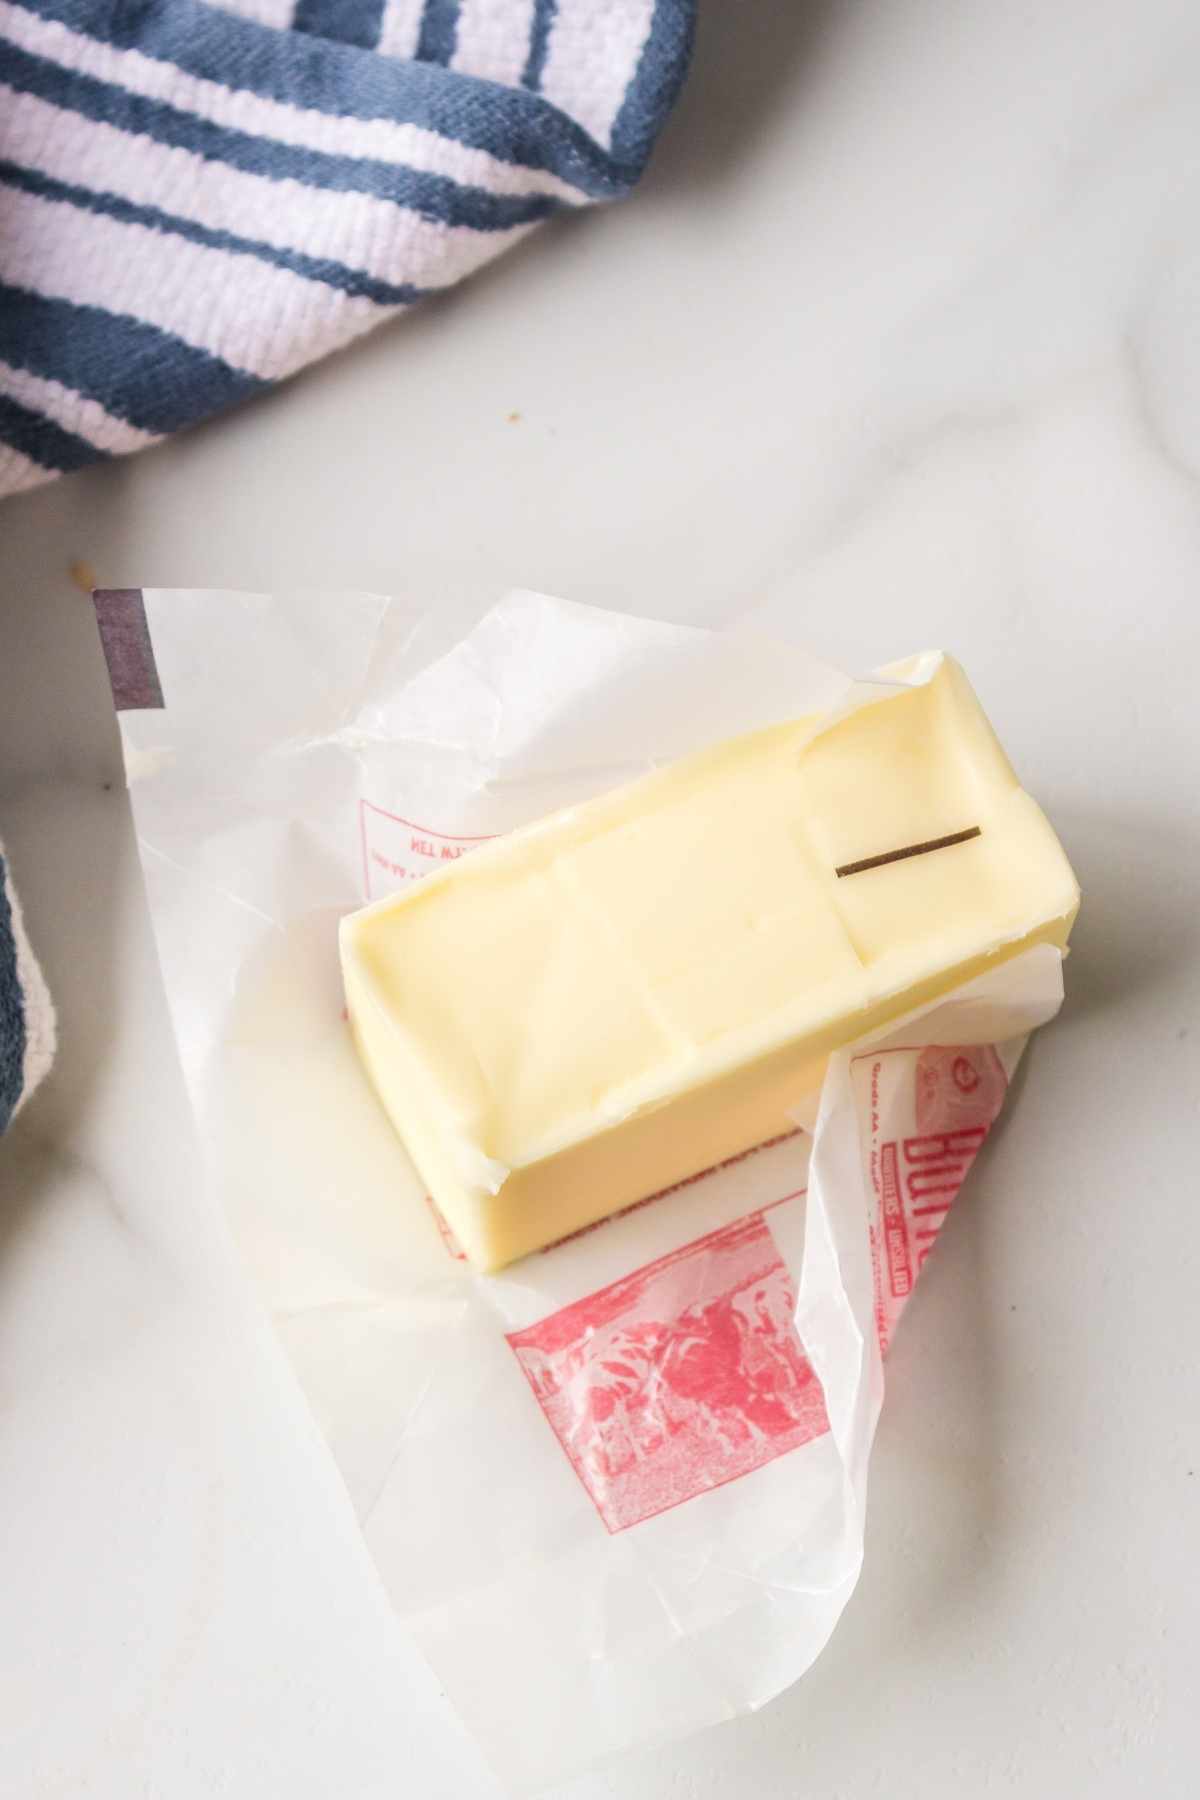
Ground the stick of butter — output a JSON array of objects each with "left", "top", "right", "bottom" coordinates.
[{"left": 340, "top": 654, "right": 1079, "bottom": 1271}]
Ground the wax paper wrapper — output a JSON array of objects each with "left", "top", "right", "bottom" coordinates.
[{"left": 96, "top": 587, "right": 1066, "bottom": 1789}]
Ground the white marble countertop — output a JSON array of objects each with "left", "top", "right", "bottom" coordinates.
[{"left": 3, "top": 2, "right": 1199, "bottom": 1794}]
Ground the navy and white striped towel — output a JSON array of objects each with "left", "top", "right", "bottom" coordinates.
[
  {"left": 0, "top": 0, "right": 694, "bottom": 497},
  {"left": 0, "top": 845, "right": 55, "bottom": 1134}
]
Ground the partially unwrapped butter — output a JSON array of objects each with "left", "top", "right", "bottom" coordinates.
[{"left": 340, "top": 653, "right": 1078, "bottom": 1271}]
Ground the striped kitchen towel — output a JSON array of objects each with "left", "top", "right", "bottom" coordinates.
[
  {"left": 0, "top": 843, "right": 55, "bottom": 1134},
  {"left": 0, "top": 0, "right": 694, "bottom": 498}
]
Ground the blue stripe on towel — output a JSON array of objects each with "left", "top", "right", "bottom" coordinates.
[
  {"left": 293, "top": 0, "right": 388, "bottom": 52},
  {"left": 0, "top": 285, "right": 266, "bottom": 433},
  {"left": 416, "top": 0, "right": 459, "bottom": 66},
  {"left": 609, "top": 0, "right": 695, "bottom": 175},
  {"left": 521, "top": 0, "right": 556, "bottom": 91},
  {"left": 0, "top": 390, "right": 101, "bottom": 473}
]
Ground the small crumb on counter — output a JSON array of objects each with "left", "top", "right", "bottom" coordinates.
[{"left": 69, "top": 558, "right": 97, "bottom": 594}]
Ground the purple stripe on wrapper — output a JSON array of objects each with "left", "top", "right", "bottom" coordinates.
[{"left": 93, "top": 589, "right": 164, "bottom": 711}]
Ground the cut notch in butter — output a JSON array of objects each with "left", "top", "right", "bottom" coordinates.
[{"left": 340, "top": 654, "right": 1079, "bottom": 1272}]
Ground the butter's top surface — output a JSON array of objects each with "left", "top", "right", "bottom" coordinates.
[{"left": 341, "top": 654, "right": 1079, "bottom": 1172}]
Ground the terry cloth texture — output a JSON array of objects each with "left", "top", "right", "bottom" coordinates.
[{"left": 0, "top": 0, "right": 695, "bottom": 496}]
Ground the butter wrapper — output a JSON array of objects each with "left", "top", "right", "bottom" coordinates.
[{"left": 98, "top": 588, "right": 1067, "bottom": 1789}]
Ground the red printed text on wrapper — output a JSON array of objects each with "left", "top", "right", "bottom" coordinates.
[
  {"left": 359, "top": 798, "right": 493, "bottom": 901},
  {"left": 856, "top": 1044, "right": 1008, "bottom": 1355}
]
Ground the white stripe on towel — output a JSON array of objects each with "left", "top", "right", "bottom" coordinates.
[
  {"left": 452, "top": 0, "right": 538, "bottom": 89},
  {"left": 540, "top": 0, "right": 654, "bottom": 148},
  {"left": 0, "top": 441, "right": 53, "bottom": 494},
  {"left": 0, "top": 185, "right": 395, "bottom": 378},
  {"left": 377, "top": 0, "right": 424, "bottom": 59},
  {"left": 0, "top": 360, "right": 162, "bottom": 453},
  {"left": 0, "top": 1, "right": 591, "bottom": 203}
]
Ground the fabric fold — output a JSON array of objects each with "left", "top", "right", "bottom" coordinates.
[
  {"left": 0, "top": 844, "right": 55, "bottom": 1133},
  {"left": 0, "top": 0, "right": 695, "bottom": 497}
]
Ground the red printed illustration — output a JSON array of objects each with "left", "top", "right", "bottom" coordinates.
[
  {"left": 856, "top": 1043, "right": 1008, "bottom": 1355},
  {"left": 507, "top": 1212, "right": 829, "bottom": 1533}
]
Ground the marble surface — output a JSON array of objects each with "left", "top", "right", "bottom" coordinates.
[{"left": 3, "top": 0, "right": 1199, "bottom": 1793}]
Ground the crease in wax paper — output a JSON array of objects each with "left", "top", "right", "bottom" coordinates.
[{"left": 106, "top": 588, "right": 1066, "bottom": 1789}]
